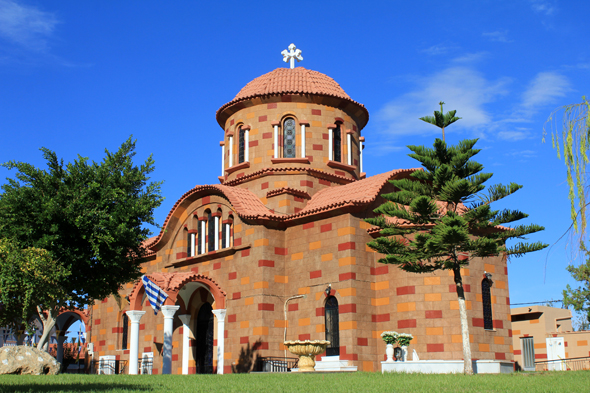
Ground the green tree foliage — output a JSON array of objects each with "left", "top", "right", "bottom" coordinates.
[
  {"left": 0, "top": 238, "right": 70, "bottom": 340},
  {"left": 0, "top": 138, "right": 164, "bottom": 349},
  {"left": 563, "top": 261, "right": 590, "bottom": 329},
  {"left": 419, "top": 101, "right": 461, "bottom": 142},
  {"left": 366, "top": 138, "right": 547, "bottom": 374}
]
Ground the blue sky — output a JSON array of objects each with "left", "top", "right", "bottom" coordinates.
[{"left": 1, "top": 0, "right": 588, "bottom": 330}]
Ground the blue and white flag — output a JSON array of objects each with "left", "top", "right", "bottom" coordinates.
[{"left": 142, "top": 275, "right": 168, "bottom": 315}]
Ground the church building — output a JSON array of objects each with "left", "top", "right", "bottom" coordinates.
[{"left": 89, "top": 46, "right": 514, "bottom": 374}]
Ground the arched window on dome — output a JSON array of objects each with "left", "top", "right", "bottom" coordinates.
[
  {"left": 482, "top": 275, "right": 494, "bottom": 330},
  {"left": 222, "top": 214, "right": 233, "bottom": 249},
  {"left": 283, "top": 118, "right": 296, "bottom": 158},
  {"left": 198, "top": 215, "right": 205, "bottom": 255},
  {"left": 333, "top": 123, "right": 342, "bottom": 162},
  {"left": 205, "top": 209, "right": 214, "bottom": 252},
  {"left": 120, "top": 312, "right": 129, "bottom": 350},
  {"left": 238, "top": 126, "right": 246, "bottom": 164}
]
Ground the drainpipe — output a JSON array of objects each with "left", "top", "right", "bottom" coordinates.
[{"left": 284, "top": 294, "right": 307, "bottom": 362}]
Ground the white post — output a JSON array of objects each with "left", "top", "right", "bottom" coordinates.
[
  {"left": 161, "top": 305, "right": 180, "bottom": 375},
  {"left": 126, "top": 310, "right": 146, "bottom": 375},
  {"left": 301, "top": 124, "right": 306, "bottom": 158},
  {"left": 347, "top": 133, "right": 352, "bottom": 165},
  {"left": 211, "top": 309, "right": 226, "bottom": 375},
  {"left": 273, "top": 124, "right": 279, "bottom": 158},
  {"left": 178, "top": 314, "right": 191, "bottom": 375},
  {"left": 201, "top": 221, "right": 206, "bottom": 254},
  {"left": 228, "top": 136, "right": 233, "bottom": 167},
  {"left": 225, "top": 223, "right": 230, "bottom": 247},
  {"left": 214, "top": 216, "right": 219, "bottom": 251},
  {"left": 220, "top": 142, "right": 225, "bottom": 176},
  {"left": 359, "top": 137, "right": 364, "bottom": 173},
  {"left": 190, "top": 233, "right": 195, "bottom": 257},
  {"left": 328, "top": 128, "right": 333, "bottom": 161},
  {"left": 245, "top": 129, "right": 249, "bottom": 162},
  {"left": 56, "top": 332, "right": 66, "bottom": 364}
]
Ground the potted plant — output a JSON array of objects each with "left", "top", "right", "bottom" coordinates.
[
  {"left": 380, "top": 331, "right": 398, "bottom": 363},
  {"left": 396, "top": 333, "right": 413, "bottom": 362}
]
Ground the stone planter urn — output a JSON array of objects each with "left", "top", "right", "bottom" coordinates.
[
  {"left": 284, "top": 340, "right": 330, "bottom": 372},
  {"left": 385, "top": 343, "right": 395, "bottom": 363}
]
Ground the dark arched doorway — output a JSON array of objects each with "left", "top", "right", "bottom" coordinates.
[
  {"left": 195, "top": 302, "right": 214, "bottom": 374},
  {"left": 325, "top": 296, "right": 340, "bottom": 356}
]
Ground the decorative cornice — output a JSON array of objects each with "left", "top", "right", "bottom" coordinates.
[{"left": 266, "top": 187, "right": 311, "bottom": 200}]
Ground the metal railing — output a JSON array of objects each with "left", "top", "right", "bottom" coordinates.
[
  {"left": 254, "top": 356, "right": 298, "bottom": 372},
  {"left": 91, "top": 359, "right": 128, "bottom": 375},
  {"left": 535, "top": 356, "right": 590, "bottom": 371}
]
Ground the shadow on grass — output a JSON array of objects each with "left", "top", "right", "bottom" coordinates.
[{"left": 1, "top": 382, "right": 153, "bottom": 392}]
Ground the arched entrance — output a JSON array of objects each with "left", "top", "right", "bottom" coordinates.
[
  {"left": 325, "top": 296, "right": 340, "bottom": 356},
  {"left": 195, "top": 302, "right": 214, "bottom": 374}
]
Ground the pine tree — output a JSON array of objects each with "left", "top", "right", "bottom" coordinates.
[
  {"left": 419, "top": 101, "right": 461, "bottom": 142},
  {"left": 366, "top": 137, "right": 547, "bottom": 374}
]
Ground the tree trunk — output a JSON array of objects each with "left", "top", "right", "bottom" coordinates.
[
  {"left": 36, "top": 305, "right": 58, "bottom": 352},
  {"left": 454, "top": 265, "right": 473, "bottom": 375}
]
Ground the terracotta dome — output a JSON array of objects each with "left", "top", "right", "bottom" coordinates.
[{"left": 216, "top": 67, "right": 368, "bottom": 129}]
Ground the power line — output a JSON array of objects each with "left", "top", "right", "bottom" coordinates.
[{"left": 510, "top": 300, "right": 563, "bottom": 306}]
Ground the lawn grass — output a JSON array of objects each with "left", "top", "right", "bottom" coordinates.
[{"left": 1, "top": 371, "right": 589, "bottom": 393}]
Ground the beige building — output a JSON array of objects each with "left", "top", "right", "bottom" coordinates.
[{"left": 511, "top": 306, "right": 590, "bottom": 371}]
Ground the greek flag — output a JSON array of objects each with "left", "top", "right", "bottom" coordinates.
[{"left": 142, "top": 275, "right": 168, "bottom": 315}]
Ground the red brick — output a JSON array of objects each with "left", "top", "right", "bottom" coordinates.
[
  {"left": 427, "top": 344, "right": 445, "bottom": 352},
  {"left": 493, "top": 320, "right": 503, "bottom": 329},
  {"left": 508, "top": 329, "right": 512, "bottom": 337},
  {"left": 288, "top": 303, "right": 298, "bottom": 312},
  {"left": 202, "top": 196, "right": 210, "bottom": 204},
  {"left": 370, "top": 266, "right": 389, "bottom": 275},
  {"left": 249, "top": 140, "right": 258, "bottom": 147},
  {"left": 449, "top": 284, "right": 471, "bottom": 293},
  {"left": 102, "top": 298, "right": 108, "bottom": 303},
  {"left": 339, "top": 272, "right": 356, "bottom": 281},
  {"left": 335, "top": 170, "right": 345, "bottom": 177},
  {"left": 357, "top": 338, "right": 368, "bottom": 346},
  {"left": 240, "top": 336, "right": 249, "bottom": 344},
  {"left": 513, "top": 349, "right": 521, "bottom": 355},
  {"left": 303, "top": 222, "right": 314, "bottom": 229},
  {"left": 372, "top": 314, "right": 390, "bottom": 322},
  {"left": 139, "top": 324, "right": 145, "bottom": 330},
  {"left": 213, "top": 340, "right": 217, "bottom": 346},
  {"left": 232, "top": 292, "right": 241, "bottom": 300},
  {"left": 472, "top": 318, "right": 484, "bottom": 327},
  {"left": 298, "top": 334, "right": 311, "bottom": 341},
  {"left": 99, "top": 340, "right": 105, "bottom": 346},
  {"left": 313, "top": 144, "right": 323, "bottom": 151},
  {"left": 176, "top": 252, "right": 187, "bottom": 259},
  {"left": 535, "top": 353, "right": 547, "bottom": 359},
  {"left": 144, "top": 346, "right": 152, "bottom": 353},
  {"left": 228, "top": 314, "right": 236, "bottom": 323},
  {"left": 230, "top": 119, "right": 234, "bottom": 126},
  {"left": 506, "top": 297, "right": 511, "bottom": 305},
  {"left": 398, "top": 319, "right": 416, "bottom": 329},
  {"left": 352, "top": 125, "right": 357, "bottom": 131},
  {"left": 275, "top": 247, "right": 288, "bottom": 255},
  {"left": 234, "top": 238, "right": 242, "bottom": 246},
  {"left": 224, "top": 365, "right": 232, "bottom": 374},
  {"left": 258, "top": 303, "right": 274, "bottom": 311},
  {"left": 300, "top": 180, "right": 314, "bottom": 188},
  {"left": 259, "top": 115, "right": 267, "bottom": 122},
  {"left": 340, "top": 304, "right": 356, "bottom": 314},
  {"left": 338, "top": 242, "right": 355, "bottom": 251},
  {"left": 241, "top": 249, "right": 250, "bottom": 257},
  {"left": 396, "top": 286, "right": 415, "bottom": 296},
  {"left": 258, "top": 342, "right": 269, "bottom": 350},
  {"left": 262, "top": 132, "right": 272, "bottom": 139},
  {"left": 228, "top": 272, "right": 237, "bottom": 280},
  {"left": 191, "top": 267, "right": 199, "bottom": 273},
  {"left": 320, "top": 223, "right": 332, "bottom": 233},
  {"left": 172, "top": 354, "right": 178, "bottom": 361},
  {"left": 425, "top": 310, "right": 443, "bottom": 319},
  {"left": 112, "top": 327, "right": 121, "bottom": 334},
  {"left": 319, "top": 179, "right": 330, "bottom": 186},
  {"left": 213, "top": 262, "right": 221, "bottom": 270},
  {"left": 316, "top": 307, "right": 325, "bottom": 317},
  {"left": 267, "top": 103, "right": 277, "bottom": 109},
  {"left": 322, "top": 133, "right": 329, "bottom": 140},
  {"left": 311, "top": 109, "right": 321, "bottom": 116},
  {"left": 310, "top": 270, "right": 322, "bottom": 279},
  {"left": 258, "top": 259, "right": 275, "bottom": 267},
  {"left": 95, "top": 319, "right": 101, "bottom": 325}
]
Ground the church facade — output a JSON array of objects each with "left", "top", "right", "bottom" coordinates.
[{"left": 88, "top": 65, "right": 514, "bottom": 374}]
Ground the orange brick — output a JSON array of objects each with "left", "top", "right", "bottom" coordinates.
[
  {"left": 371, "top": 281, "right": 389, "bottom": 291},
  {"left": 274, "top": 275, "right": 288, "bottom": 283},
  {"left": 245, "top": 297, "right": 254, "bottom": 306},
  {"left": 241, "top": 277, "right": 250, "bottom": 285},
  {"left": 312, "top": 120, "right": 322, "bottom": 127},
  {"left": 108, "top": 344, "right": 115, "bottom": 351},
  {"left": 321, "top": 253, "right": 333, "bottom": 262},
  {"left": 495, "top": 280, "right": 506, "bottom": 289},
  {"left": 484, "top": 264, "right": 495, "bottom": 273},
  {"left": 372, "top": 297, "right": 390, "bottom": 306},
  {"left": 245, "top": 228, "right": 255, "bottom": 236},
  {"left": 494, "top": 336, "right": 504, "bottom": 345},
  {"left": 253, "top": 326, "right": 268, "bottom": 336},
  {"left": 99, "top": 329, "right": 106, "bottom": 335},
  {"left": 450, "top": 300, "right": 472, "bottom": 310},
  {"left": 107, "top": 307, "right": 113, "bottom": 313},
  {"left": 254, "top": 281, "right": 269, "bottom": 289},
  {"left": 338, "top": 227, "right": 356, "bottom": 236},
  {"left": 275, "top": 320, "right": 287, "bottom": 328},
  {"left": 451, "top": 335, "right": 462, "bottom": 343},
  {"left": 254, "top": 238, "right": 269, "bottom": 247},
  {"left": 513, "top": 330, "right": 521, "bottom": 336},
  {"left": 274, "top": 181, "right": 288, "bottom": 188},
  {"left": 291, "top": 252, "right": 303, "bottom": 261},
  {"left": 299, "top": 318, "right": 310, "bottom": 326},
  {"left": 279, "top": 199, "right": 291, "bottom": 207},
  {"left": 530, "top": 319, "right": 540, "bottom": 324},
  {"left": 240, "top": 321, "right": 249, "bottom": 329},
  {"left": 424, "top": 277, "right": 440, "bottom": 286},
  {"left": 316, "top": 324, "right": 325, "bottom": 333},
  {"left": 338, "top": 256, "right": 356, "bottom": 266},
  {"left": 340, "top": 321, "right": 357, "bottom": 330},
  {"left": 144, "top": 335, "right": 152, "bottom": 342},
  {"left": 298, "top": 287, "right": 311, "bottom": 295},
  {"left": 397, "top": 302, "right": 416, "bottom": 312},
  {"left": 425, "top": 293, "right": 442, "bottom": 302},
  {"left": 359, "top": 221, "right": 371, "bottom": 230},
  {"left": 339, "top": 288, "right": 356, "bottom": 297},
  {"left": 363, "top": 361, "right": 374, "bottom": 372},
  {"left": 577, "top": 340, "right": 588, "bottom": 346},
  {"left": 309, "top": 241, "right": 322, "bottom": 250},
  {"left": 157, "top": 324, "right": 163, "bottom": 331},
  {"left": 426, "top": 327, "right": 444, "bottom": 335}
]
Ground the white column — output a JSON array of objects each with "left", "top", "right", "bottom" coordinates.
[
  {"left": 245, "top": 129, "right": 249, "bottom": 162},
  {"left": 347, "top": 133, "right": 352, "bottom": 165},
  {"left": 225, "top": 224, "right": 230, "bottom": 247},
  {"left": 200, "top": 221, "right": 206, "bottom": 253},
  {"left": 178, "top": 314, "right": 191, "bottom": 375},
  {"left": 273, "top": 124, "right": 279, "bottom": 158},
  {"left": 211, "top": 309, "right": 226, "bottom": 375},
  {"left": 214, "top": 216, "right": 219, "bottom": 251},
  {"left": 126, "top": 310, "right": 146, "bottom": 375},
  {"left": 228, "top": 136, "right": 233, "bottom": 167},
  {"left": 161, "top": 305, "right": 180, "bottom": 375},
  {"left": 328, "top": 128, "right": 333, "bottom": 161},
  {"left": 190, "top": 233, "right": 195, "bottom": 257},
  {"left": 56, "top": 332, "right": 66, "bottom": 364},
  {"left": 359, "top": 137, "right": 364, "bottom": 173},
  {"left": 220, "top": 142, "right": 225, "bottom": 176},
  {"left": 301, "top": 124, "right": 306, "bottom": 158}
]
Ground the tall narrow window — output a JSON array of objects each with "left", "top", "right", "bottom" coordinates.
[
  {"left": 482, "top": 277, "right": 493, "bottom": 329},
  {"left": 283, "top": 118, "right": 296, "bottom": 158},
  {"left": 187, "top": 230, "right": 195, "bottom": 257},
  {"left": 121, "top": 313, "right": 129, "bottom": 350},
  {"left": 238, "top": 126, "right": 245, "bottom": 164},
  {"left": 198, "top": 219, "right": 204, "bottom": 255},
  {"left": 521, "top": 337, "right": 535, "bottom": 371},
  {"left": 333, "top": 124, "right": 342, "bottom": 162},
  {"left": 325, "top": 296, "right": 340, "bottom": 356},
  {"left": 207, "top": 210, "right": 214, "bottom": 252}
]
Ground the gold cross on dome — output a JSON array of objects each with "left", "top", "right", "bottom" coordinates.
[{"left": 281, "top": 43, "right": 303, "bottom": 69}]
